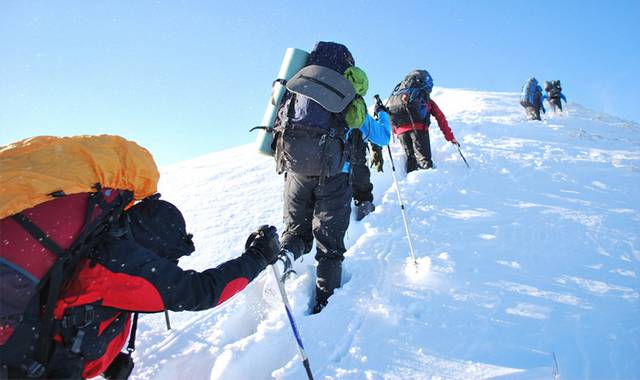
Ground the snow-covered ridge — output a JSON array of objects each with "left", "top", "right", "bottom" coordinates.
[{"left": 133, "top": 88, "right": 640, "bottom": 380}]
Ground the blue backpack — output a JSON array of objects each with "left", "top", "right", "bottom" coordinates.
[
  {"left": 386, "top": 70, "right": 433, "bottom": 126},
  {"left": 273, "top": 42, "right": 355, "bottom": 178},
  {"left": 520, "top": 78, "right": 538, "bottom": 107}
]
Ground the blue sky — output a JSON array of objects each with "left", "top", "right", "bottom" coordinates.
[{"left": 1, "top": 1, "right": 638, "bottom": 165}]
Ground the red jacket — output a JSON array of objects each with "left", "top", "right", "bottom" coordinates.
[
  {"left": 53, "top": 236, "right": 266, "bottom": 378},
  {"left": 392, "top": 99, "right": 455, "bottom": 141}
]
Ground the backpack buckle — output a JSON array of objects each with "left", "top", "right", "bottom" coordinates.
[
  {"left": 70, "top": 329, "right": 86, "bottom": 354},
  {"left": 22, "top": 360, "right": 45, "bottom": 378},
  {"left": 81, "top": 305, "right": 95, "bottom": 328},
  {"left": 61, "top": 305, "right": 95, "bottom": 329},
  {"left": 318, "top": 129, "right": 336, "bottom": 147}
]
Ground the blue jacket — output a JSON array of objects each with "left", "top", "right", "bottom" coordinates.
[{"left": 342, "top": 111, "right": 391, "bottom": 173}]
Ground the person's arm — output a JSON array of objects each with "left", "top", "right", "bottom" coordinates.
[
  {"left": 96, "top": 227, "right": 279, "bottom": 312},
  {"left": 428, "top": 99, "right": 456, "bottom": 142},
  {"left": 359, "top": 113, "right": 391, "bottom": 146},
  {"left": 561, "top": 93, "right": 567, "bottom": 102}
]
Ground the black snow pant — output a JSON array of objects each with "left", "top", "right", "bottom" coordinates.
[
  {"left": 525, "top": 105, "right": 541, "bottom": 120},
  {"left": 280, "top": 172, "right": 352, "bottom": 304},
  {"left": 549, "top": 97, "right": 563, "bottom": 112},
  {"left": 398, "top": 129, "right": 433, "bottom": 173},
  {"left": 349, "top": 129, "right": 374, "bottom": 204}
]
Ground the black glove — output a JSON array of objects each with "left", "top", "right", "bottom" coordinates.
[
  {"left": 374, "top": 102, "right": 389, "bottom": 116},
  {"left": 370, "top": 144, "right": 384, "bottom": 172},
  {"left": 245, "top": 225, "right": 280, "bottom": 265},
  {"left": 373, "top": 95, "right": 389, "bottom": 117}
]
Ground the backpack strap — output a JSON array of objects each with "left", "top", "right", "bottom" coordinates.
[
  {"left": 421, "top": 91, "right": 431, "bottom": 125},
  {"left": 317, "top": 131, "right": 334, "bottom": 185},
  {"left": 10, "top": 214, "right": 65, "bottom": 256},
  {"left": 275, "top": 93, "right": 298, "bottom": 175},
  {"left": 9, "top": 213, "right": 66, "bottom": 378},
  {"left": 127, "top": 313, "right": 139, "bottom": 354},
  {"left": 318, "top": 113, "right": 348, "bottom": 185}
]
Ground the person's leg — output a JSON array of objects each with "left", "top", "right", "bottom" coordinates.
[
  {"left": 312, "top": 173, "right": 352, "bottom": 310},
  {"left": 281, "top": 172, "right": 316, "bottom": 259},
  {"left": 369, "top": 143, "right": 384, "bottom": 172},
  {"left": 413, "top": 129, "right": 433, "bottom": 169},
  {"left": 534, "top": 106, "right": 541, "bottom": 120},
  {"left": 398, "top": 132, "right": 418, "bottom": 173},
  {"left": 350, "top": 162, "right": 373, "bottom": 203},
  {"left": 349, "top": 130, "right": 374, "bottom": 204}
]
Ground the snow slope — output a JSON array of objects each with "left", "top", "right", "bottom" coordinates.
[{"left": 130, "top": 88, "right": 640, "bottom": 380}]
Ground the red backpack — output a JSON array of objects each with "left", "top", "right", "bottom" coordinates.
[
  {"left": 0, "top": 135, "right": 158, "bottom": 378},
  {"left": 0, "top": 187, "right": 133, "bottom": 377}
]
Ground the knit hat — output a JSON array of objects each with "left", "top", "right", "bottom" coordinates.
[{"left": 127, "top": 196, "right": 195, "bottom": 261}]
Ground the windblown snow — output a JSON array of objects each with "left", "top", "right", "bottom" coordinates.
[{"left": 130, "top": 88, "right": 639, "bottom": 380}]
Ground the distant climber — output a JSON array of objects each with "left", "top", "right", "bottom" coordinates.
[
  {"left": 520, "top": 77, "right": 546, "bottom": 121},
  {"left": 543, "top": 80, "right": 567, "bottom": 112},
  {"left": 386, "top": 70, "right": 459, "bottom": 173}
]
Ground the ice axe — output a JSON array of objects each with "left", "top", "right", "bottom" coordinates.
[{"left": 454, "top": 142, "right": 470, "bottom": 169}]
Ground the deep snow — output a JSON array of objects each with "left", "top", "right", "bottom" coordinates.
[{"left": 129, "top": 88, "right": 639, "bottom": 380}]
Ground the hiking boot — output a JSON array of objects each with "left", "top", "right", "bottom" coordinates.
[
  {"left": 355, "top": 200, "right": 375, "bottom": 221},
  {"left": 311, "top": 300, "right": 327, "bottom": 315},
  {"left": 276, "top": 249, "right": 296, "bottom": 282}
]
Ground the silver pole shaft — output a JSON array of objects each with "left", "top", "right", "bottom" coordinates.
[{"left": 386, "top": 147, "right": 418, "bottom": 265}]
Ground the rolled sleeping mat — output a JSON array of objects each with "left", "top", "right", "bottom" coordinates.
[{"left": 255, "top": 48, "right": 310, "bottom": 156}]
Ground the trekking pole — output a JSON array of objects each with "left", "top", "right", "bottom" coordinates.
[
  {"left": 385, "top": 145, "right": 418, "bottom": 266},
  {"left": 164, "top": 310, "right": 172, "bottom": 330},
  {"left": 271, "top": 265, "right": 314, "bottom": 380},
  {"left": 374, "top": 95, "right": 417, "bottom": 265},
  {"left": 454, "top": 143, "right": 470, "bottom": 169}
]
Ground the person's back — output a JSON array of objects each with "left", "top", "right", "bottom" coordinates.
[
  {"left": 386, "top": 69, "right": 458, "bottom": 172},
  {"left": 272, "top": 41, "right": 390, "bottom": 313}
]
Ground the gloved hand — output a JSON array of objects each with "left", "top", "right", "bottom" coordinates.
[
  {"left": 245, "top": 225, "right": 280, "bottom": 265},
  {"left": 373, "top": 94, "right": 389, "bottom": 117},
  {"left": 370, "top": 145, "right": 384, "bottom": 172},
  {"left": 374, "top": 102, "right": 389, "bottom": 116}
]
